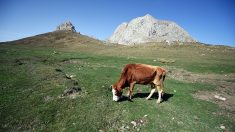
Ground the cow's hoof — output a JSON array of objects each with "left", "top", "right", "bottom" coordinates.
[
  {"left": 157, "top": 100, "right": 161, "bottom": 104},
  {"left": 146, "top": 97, "right": 150, "bottom": 100}
]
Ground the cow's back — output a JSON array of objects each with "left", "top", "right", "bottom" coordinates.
[{"left": 124, "top": 64, "right": 157, "bottom": 84}]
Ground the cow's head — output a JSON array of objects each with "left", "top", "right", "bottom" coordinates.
[{"left": 110, "top": 85, "right": 122, "bottom": 101}]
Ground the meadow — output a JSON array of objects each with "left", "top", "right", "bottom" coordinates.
[{"left": 0, "top": 32, "right": 234, "bottom": 131}]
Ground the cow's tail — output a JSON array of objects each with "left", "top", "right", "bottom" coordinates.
[{"left": 162, "top": 70, "right": 166, "bottom": 82}]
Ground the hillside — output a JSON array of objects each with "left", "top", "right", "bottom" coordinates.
[
  {"left": 4, "top": 31, "right": 103, "bottom": 47},
  {"left": 0, "top": 32, "right": 235, "bottom": 131}
]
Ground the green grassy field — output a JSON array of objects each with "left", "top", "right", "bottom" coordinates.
[{"left": 0, "top": 32, "right": 235, "bottom": 131}]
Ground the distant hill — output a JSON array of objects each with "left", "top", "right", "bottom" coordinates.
[
  {"left": 108, "top": 14, "right": 196, "bottom": 45},
  {"left": 2, "top": 31, "right": 103, "bottom": 47},
  {"left": 1, "top": 20, "right": 103, "bottom": 47}
]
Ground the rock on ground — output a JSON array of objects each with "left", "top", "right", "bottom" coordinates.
[{"left": 56, "top": 21, "right": 76, "bottom": 32}]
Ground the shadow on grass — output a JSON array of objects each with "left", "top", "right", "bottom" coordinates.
[
  {"left": 118, "top": 96, "right": 134, "bottom": 102},
  {"left": 118, "top": 92, "right": 174, "bottom": 102}
]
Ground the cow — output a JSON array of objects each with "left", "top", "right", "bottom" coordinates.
[{"left": 111, "top": 64, "right": 166, "bottom": 103}]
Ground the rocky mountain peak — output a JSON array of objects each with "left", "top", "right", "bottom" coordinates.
[
  {"left": 108, "top": 14, "right": 196, "bottom": 45},
  {"left": 142, "top": 14, "right": 155, "bottom": 20},
  {"left": 56, "top": 21, "right": 76, "bottom": 32}
]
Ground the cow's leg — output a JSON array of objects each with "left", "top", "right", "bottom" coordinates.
[
  {"left": 127, "top": 90, "right": 130, "bottom": 97},
  {"left": 153, "top": 76, "right": 163, "bottom": 104},
  {"left": 128, "top": 82, "right": 135, "bottom": 99},
  {"left": 161, "top": 80, "right": 165, "bottom": 97},
  {"left": 127, "top": 85, "right": 131, "bottom": 97},
  {"left": 146, "top": 88, "right": 156, "bottom": 100},
  {"left": 156, "top": 85, "right": 163, "bottom": 104}
]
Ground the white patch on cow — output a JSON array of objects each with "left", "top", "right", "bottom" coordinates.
[
  {"left": 112, "top": 89, "right": 120, "bottom": 101},
  {"left": 146, "top": 88, "right": 156, "bottom": 100}
]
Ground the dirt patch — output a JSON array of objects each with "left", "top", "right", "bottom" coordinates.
[
  {"left": 158, "top": 58, "right": 175, "bottom": 64},
  {"left": 55, "top": 68, "right": 83, "bottom": 99},
  {"left": 63, "top": 86, "right": 81, "bottom": 95},
  {"left": 193, "top": 80, "right": 235, "bottom": 120},
  {"left": 14, "top": 57, "right": 48, "bottom": 66},
  {"left": 167, "top": 66, "right": 235, "bottom": 120},
  {"left": 62, "top": 59, "right": 83, "bottom": 64}
]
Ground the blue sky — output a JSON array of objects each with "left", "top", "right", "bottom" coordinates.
[{"left": 0, "top": 0, "right": 235, "bottom": 46}]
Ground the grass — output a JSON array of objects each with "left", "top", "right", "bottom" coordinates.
[{"left": 0, "top": 32, "right": 235, "bottom": 131}]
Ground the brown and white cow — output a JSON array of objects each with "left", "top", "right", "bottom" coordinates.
[{"left": 111, "top": 64, "right": 166, "bottom": 103}]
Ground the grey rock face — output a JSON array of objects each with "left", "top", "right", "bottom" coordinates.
[
  {"left": 56, "top": 21, "right": 76, "bottom": 32},
  {"left": 108, "top": 14, "right": 196, "bottom": 45}
]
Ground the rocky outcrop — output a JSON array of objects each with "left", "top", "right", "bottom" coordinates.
[
  {"left": 108, "top": 14, "right": 196, "bottom": 45},
  {"left": 56, "top": 21, "right": 76, "bottom": 32}
]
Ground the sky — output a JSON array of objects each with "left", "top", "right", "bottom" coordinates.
[{"left": 0, "top": 0, "right": 235, "bottom": 46}]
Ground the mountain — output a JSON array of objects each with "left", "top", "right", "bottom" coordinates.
[{"left": 108, "top": 14, "right": 196, "bottom": 45}]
